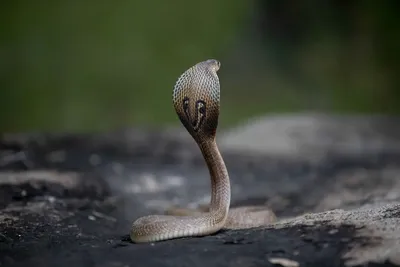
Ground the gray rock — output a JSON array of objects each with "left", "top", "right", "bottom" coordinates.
[
  {"left": 1, "top": 114, "right": 400, "bottom": 267},
  {"left": 220, "top": 113, "right": 400, "bottom": 159}
]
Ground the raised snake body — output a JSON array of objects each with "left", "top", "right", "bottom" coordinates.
[{"left": 130, "top": 59, "right": 276, "bottom": 243}]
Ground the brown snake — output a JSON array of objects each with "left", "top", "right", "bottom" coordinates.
[{"left": 130, "top": 59, "right": 276, "bottom": 243}]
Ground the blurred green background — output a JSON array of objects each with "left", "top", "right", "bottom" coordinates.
[{"left": 1, "top": 1, "right": 399, "bottom": 132}]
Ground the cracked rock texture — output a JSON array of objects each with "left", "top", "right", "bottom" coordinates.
[{"left": 1, "top": 113, "right": 400, "bottom": 267}]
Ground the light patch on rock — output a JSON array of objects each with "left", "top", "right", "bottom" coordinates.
[
  {"left": 0, "top": 170, "right": 81, "bottom": 189},
  {"left": 220, "top": 113, "right": 400, "bottom": 158},
  {"left": 126, "top": 173, "right": 185, "bottom": 194},
  {"left": 269, "top": 202, "right": 400, "bottom": 266}
]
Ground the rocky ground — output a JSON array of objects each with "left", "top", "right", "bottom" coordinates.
[{"left": 1, "top": 113, "right": 400, "bottom": 267}]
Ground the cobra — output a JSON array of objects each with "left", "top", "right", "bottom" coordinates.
[{"left": 130, "top": 59, "right": 276, "bottom": 243}]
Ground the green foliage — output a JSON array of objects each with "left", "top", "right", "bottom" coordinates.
[
  {"left": 0, "top": 1, "right": 398, "bottom": 132},
  {"left": 0, "top": 0, "right": 249, "bottom": 131}
]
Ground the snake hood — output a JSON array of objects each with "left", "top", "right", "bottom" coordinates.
[{"left": 172, "top": 59, "right": 221, "bottom": 142}]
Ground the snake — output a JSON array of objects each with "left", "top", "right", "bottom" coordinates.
[{"left": 130, "top": 59, "right": 276, "bottom": 243}]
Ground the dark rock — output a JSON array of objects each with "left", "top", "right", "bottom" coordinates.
[{"left": 0, "top": 125, "right": 400, "bottom": 267}]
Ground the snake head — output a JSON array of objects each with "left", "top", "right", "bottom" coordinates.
[{"left": 172, "top": 59, "right": 221, "bottom": 142}]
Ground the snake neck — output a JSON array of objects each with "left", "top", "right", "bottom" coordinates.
[{"left": 198, "top": 139, "right": 231, "bottom": 216}]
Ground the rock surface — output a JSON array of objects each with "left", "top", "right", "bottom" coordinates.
[
  {"left": 1, "top": 113, "right": 400, "bottom": 267},
  {"left": 220, "top": 113, "right": 400, "bottom": 158}
]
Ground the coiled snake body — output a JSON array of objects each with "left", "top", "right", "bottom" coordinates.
[{"left": 130, "top": 59, "right": 276, "bottom": 243}]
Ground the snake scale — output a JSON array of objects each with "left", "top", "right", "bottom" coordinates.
[{"left": 130, "top": 59, "right": 276, "bottom": 243}]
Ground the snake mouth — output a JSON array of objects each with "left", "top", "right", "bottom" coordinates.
[{"left": 206, "top": 59, "right": 221, "bottom": 72}]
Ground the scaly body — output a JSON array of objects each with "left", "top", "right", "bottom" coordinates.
[{"left": 130, "top": 59, "right": 276, "bottom": 243}]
